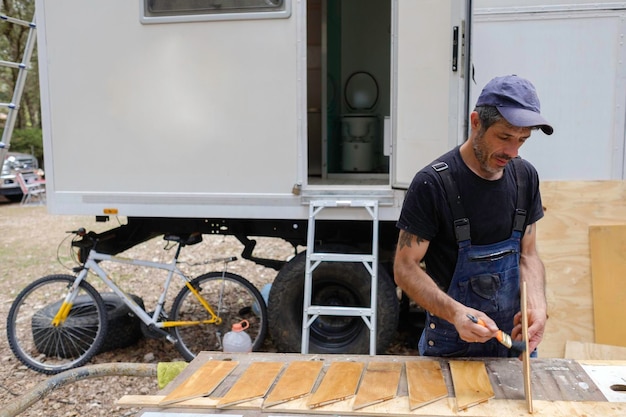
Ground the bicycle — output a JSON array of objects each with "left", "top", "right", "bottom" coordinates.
[{"left": 6, "top": 228, "right": 268, "bottom": 374}]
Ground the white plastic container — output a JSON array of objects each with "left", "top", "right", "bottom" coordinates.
[{"left": 222, "top": 320, "right": 253, "bottom": 353}]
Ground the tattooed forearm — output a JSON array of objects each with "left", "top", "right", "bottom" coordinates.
[
  {"left": 526, "top": 223, "right": 534, "bottom": 236},
  {"left": 398, "top": 230, "right": 425, "bottom": 249}
]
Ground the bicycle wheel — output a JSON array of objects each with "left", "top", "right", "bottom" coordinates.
[
  {"left": 170, "top": 271, "right": 267, "bottom": 360},
  {"left": 6, "top": 274, "right": 108, "bottom": 374}
]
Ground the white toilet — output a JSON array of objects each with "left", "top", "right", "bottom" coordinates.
[{"left": 341, "top": 71, "right": 380, "bottom": 172}]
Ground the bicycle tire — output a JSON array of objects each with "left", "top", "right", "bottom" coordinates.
[
  {"left": 6, "top": 274, "right": 108, "bottom": 374},
  {"left": 170, "top": 271, "right": 268, "bottom": 361}
]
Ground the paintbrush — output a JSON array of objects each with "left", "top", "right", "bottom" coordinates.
[{"left": 466, "top": 313, "right": 526, "bottom": 355}]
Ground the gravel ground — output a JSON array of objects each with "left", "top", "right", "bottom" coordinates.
[{"left": 0, "top": 198, "right": 418, "bottom": 416}]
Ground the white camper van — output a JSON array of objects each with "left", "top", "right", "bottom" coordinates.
[{"left": 35, "top": 0, "right": 626, "bottom": 354}]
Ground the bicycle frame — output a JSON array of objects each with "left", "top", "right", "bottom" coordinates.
[{"left": 53, "top": 243, "right": 224, "bottom": 340}]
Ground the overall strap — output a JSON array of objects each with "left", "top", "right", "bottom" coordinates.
[
  {"left": 432, "top": 162, "right": 471, "bottom": 243},
  {"left": 510, "top": 157, "right": 528, "bottom": 234}
]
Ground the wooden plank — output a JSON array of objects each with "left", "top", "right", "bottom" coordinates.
[
  {"left": 405, "top": 360, "right": 447, "bottom": 410},
  {"left": 352, "top": 361, "right": 402, "bottom": 410},
  {"left": 538, "top": 181, "right": 626, "bottom": 358},
  {"left": 306, "top": 361, "right": 364, "bottom": 409},
  {"left": 216, "top": 361, "right": 283, "bottom": 408},
  {"left": 521, "top": 280, "right": 533, "bottom": 413},
  {"left": 449, "top": 360, "right": 495, "bottom": 411},
  {"left": 566, "top": 341, "right": 626, "bottom": 360},
  {"left": 118, "top": 395, "right": 626, "bottom": 416},
  {"left": 158, "top": 360, "right": 238, "bottom": 406},
  {"left": 263, "top": 360, "right": 324, "bottom": 407},
  {"left": 589, "top": 224, "right": 626, "bottom": 347}
]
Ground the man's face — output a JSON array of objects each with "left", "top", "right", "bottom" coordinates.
[{"left": 472, "top": 118, "right": 532, "bottom": 176}]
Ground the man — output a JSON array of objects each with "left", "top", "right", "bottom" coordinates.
[{"left": 394, "top": 75, "right": 552, "bottom": 357}]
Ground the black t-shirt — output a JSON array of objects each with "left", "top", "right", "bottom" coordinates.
[{"left": 396, "top": 146, "right": 544, "bottom": 291}]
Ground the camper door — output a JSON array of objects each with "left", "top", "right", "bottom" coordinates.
[{"left": 392, "top": 0, "right": 470, "bottom": 188}]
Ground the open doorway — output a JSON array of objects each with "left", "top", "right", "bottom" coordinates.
[{"left": 307, "top": 0, "right": 391, "bottom": 185}]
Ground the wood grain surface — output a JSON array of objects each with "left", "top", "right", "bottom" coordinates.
[
  {"left": 521, "top": 281, "right": 533, "bottom": 413},
  {"left": 352, "top": 361, "right": 402, "bottom": 410},
  {"left": 538, "top": 181, "right": 626, "bottom": 358},
  {"left": 406, "top": 360, "right": 448, "bottom": 410},
  {"left": 306, "top": 361, "right": 364, "bottom": 409},
  {"left": 263, "top": 360, "right": 324, "bottom": 407},
  {"left": 216, "top": 361, "right": 283, "bottom": 408},
  {"left": 158, "top": 360, "right": 238, "bottom": 406},
  {"left": 565, "top": 341, "right": 626, "bottom": 360},
  {"left": 449, "top": 360, "right": 495, "bottom": 411},
  {"left": 119, "top": 353, "right": 622, "bottom": 416},
  {"left": 589, "top": 224, "right": 626, "bottom": 347}
]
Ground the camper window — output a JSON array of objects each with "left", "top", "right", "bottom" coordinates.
[{"left": 141, "top": 0, "right": 291, "bottom": 23}]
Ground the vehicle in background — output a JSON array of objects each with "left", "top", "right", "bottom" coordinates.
[{"left": 1, "top": 152, "right": 41, "bottom": 202}]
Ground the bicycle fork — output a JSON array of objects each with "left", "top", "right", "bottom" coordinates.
[{"left": 51, "top": 270, "right": 89, "bottom": 326}]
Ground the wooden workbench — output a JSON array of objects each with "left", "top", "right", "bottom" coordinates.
[{"left": 121, "top": 352, "right": 626, "bottom": 417}]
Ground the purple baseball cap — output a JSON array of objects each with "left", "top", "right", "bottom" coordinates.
[{"left": 476, "top": 75, "right": 553, "bottom": 135}]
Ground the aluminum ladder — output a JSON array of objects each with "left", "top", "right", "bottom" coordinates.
[
  {"left": 0, "top": 12, "right": 37, "bottom": 163},
  {"left": 301, "top": 199, "right": 379, "bottom": 355}
]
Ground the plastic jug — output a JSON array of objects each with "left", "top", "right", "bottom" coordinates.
[{"left": 222, "top": 319, "right": 253, "bottom": 353}]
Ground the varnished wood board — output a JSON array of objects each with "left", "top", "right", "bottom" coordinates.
[
  {"left": 521, "top": 280, "right": 533, "bottom": 413},
  {"left": 352, "top": 361, "right": 402, "bottom": 410},
  {"left": 307, "top": 361, "right": 364, "bottom": 409},
  {"left": 216, "top": 361, "right": 283, "bottom": 408},
  {"left": 449, "top": 360, "right": 495, "bottom": 411},
  {"left": 406, "top": 360, "right": 448, "bottom": 410},
  {"left": 263, "top": 360, "right": 324, "bottom": 407},
  {"left": 589, "top": 224, "right": 626, "bottom": 347},
  {"left": 158, "top": 360, "right": 238, "bottom": 406}
]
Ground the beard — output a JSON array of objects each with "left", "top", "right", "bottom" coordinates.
[{"left": 473, "top": 129, "right": 510, "bottom": 175}]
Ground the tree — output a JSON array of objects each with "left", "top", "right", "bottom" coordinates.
[{"left": 0, "top": 0, "right": 39, "bottom": 131}]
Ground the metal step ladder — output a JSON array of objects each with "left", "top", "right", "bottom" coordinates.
[
  {"left": 301, "top": 199, "right": 379, "bottom": 355},
  {"left": 0, "top": 12, "right": 37, "bottom": 163}
]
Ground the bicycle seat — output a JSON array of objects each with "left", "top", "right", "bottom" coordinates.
[{"left": 163, "top": 232, "right": 203, "bottom": 246}]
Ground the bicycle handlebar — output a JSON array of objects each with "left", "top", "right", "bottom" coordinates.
[{"left": 67, "top": 227, "right": 87, "bottom": 236}]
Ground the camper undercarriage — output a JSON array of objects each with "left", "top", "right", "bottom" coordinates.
[{"left": 77, "top": 216, "right": 402, "bottom": 353}]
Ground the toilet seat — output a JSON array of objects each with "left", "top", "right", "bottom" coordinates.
[{"left": 344, "top": 71, "right": 379, "bottom": 111}]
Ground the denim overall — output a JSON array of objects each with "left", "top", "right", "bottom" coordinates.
[{"left": 418, "top": 160, "right": 527, "bottom": 357}]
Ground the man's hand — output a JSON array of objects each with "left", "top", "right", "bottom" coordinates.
[
  {"left": 454, "top": 310, "right": 499, "bottom": 344},
  {"left": 511, "top": 309, "right": 547, "bottom": 354}
]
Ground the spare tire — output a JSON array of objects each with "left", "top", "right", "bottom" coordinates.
[
  {"left": 35, "top": 292, "right": 144, "bottom": 356},
  {"left": 268, "top": 245, "right": 399, "bottom": 354}
]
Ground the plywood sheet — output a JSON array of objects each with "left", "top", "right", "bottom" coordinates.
[
  {"left": 216, "top": 361, "right": 283, "bottom": 408},
  {"left": 352, "top": 361, "right": 402, "bottom": 410},
  {"left": 263, "top": 360, "right": 323, "bottom": 407},
  {"left": 449, "top": 360, "right": 495, "bottom": 411},
  {"left": 405, "top": 360, "right": 448, "bottom": 410},
  {"left": 158, "top": 360, "right": 238, "bottom": 406},
  {"left": 566, "top": 341, "right": 626, "bottom": 360},
  {"left": 539, "top": 181, "right": 626, "bottom": 358},
  {"left": 306, "top": 361, "right": 364, "bottom": 409},
  {"left": 589, "top": 224, "right": 626, "bottom": 347}
]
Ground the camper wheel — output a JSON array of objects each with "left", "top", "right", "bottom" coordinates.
[{"left": 267, "top": 245, "right": 399, "bottom": 354}]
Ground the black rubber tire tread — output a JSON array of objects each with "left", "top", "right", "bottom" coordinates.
[
  {"left": 267, "top": 246, "right": 399, "bottom": 354},
  {"left": 6, "top": 274, "right": 108, "bottom": 374},
  {"left": 5, "top": 194, "right": 22, "bottom": 203},
  {"left": 170, "top": 271, "right": 268, "bottom": 361},
  {"left": 36, "top": 292, "right": 144, "bottom": 354},
  {"left": 97, "top": 293, "right": 144, "bottom": 352}
]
